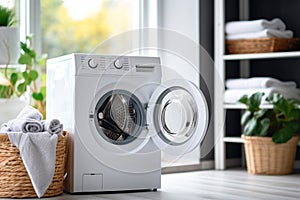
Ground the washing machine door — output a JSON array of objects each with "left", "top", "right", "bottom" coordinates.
[
  {"left": 92, "top": 89, "right": 148, "bottom": 153},
  {"left": 147, "top": 79, "right": 209, "bottom": 155}
]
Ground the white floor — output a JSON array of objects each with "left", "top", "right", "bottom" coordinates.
[{"left": 4, "top": 169, "right": 300, "bottom": 200}]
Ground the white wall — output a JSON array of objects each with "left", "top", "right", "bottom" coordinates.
[{"left": 158, "top": 0, "right": 200, "bottom": 86}]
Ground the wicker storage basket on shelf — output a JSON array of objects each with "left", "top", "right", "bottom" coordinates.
[
  {"left": 0, "top": 131, "right": 68, "bottom": 198},
  {"left": 226, "top": 38, "right": 299, "bottom": 54},
  {"left": 242, "top": 134, "right": 299, "bottom": 175}
]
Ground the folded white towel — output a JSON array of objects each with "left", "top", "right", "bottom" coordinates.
[
  {"left": 8, "top": 132, "right": 58, "bottom": 198},
  {"left": 226, "top": 77, "right": 297, "bottom": 89},
  {"left": 4, "top": 118, "right": 43, "bottom": 133},
  {"left": 0, "top": 123, "right": 11, "bottom": 132},
  {"left": 225, "top": 18, "right": 286, "bottom": 34},
  {"left": 226, "top": 29, "right": 293, "bottom": 40},
  {"left": 1, "top": 105, "right": 44, "bottom": 133},
  {"left": 16, "top": 105, "right": 43, "bottom": 121},
  {"left": 224, "top": 88, "right": 300, "bottom": 104},
  {"left": 42, "top": 119, "right": 63, "bottom": 135}
]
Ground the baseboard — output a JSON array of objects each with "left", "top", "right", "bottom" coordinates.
[
  {"left": 199, "top": 160, "right": 215, "bottom": 170},
  {"left": 225, "top": 158, "right": 300, "bottom": 170},
  {"left": 162, "top": 160, "right": 215, "bottom": 174},
  {"left": 226, "top": 158, "right": 242, "bottom": 168},
  {"left": 294, "top": 160, "right": 300, "bottom": 169},
  {"left": 162, "top": 159, "right": 299, "bottom": 173}
]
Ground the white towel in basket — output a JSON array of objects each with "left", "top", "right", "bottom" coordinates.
[
  {"left": 8, "top": 132, "right": 58, "bottom": 198},
  {"left": 42, "top": 119, "right": 63, "bottom": 135},
  {"left": 226, "top": 29, "right": 293, "bottom": 40},
  {"left": 226, "top": 77, "right": 297, "bottom": 89},
  {"left": 225, "top": 18, "right": 286, "bottom": 34}
]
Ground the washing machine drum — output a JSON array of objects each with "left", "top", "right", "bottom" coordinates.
[{"left": 94, "top": 90, "right": 145, "bottom": 145}]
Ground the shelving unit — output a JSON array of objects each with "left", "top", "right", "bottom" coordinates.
[
  {"left": 224, "top": 51, "right": 300, "bottom": 60},
  {"left": 214, "top": 0, "right": 300, "bottom": 170}
]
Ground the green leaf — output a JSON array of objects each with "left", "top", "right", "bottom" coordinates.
[
  {"left": 0, "top": 84, "right": 12, "bottom": 98},
  {"left": 238, "top": 95, "right": 248, "bottom": 105},
  {"left": 289, "top": 110, "right": 300, "bottom": 121},
  {"left": 10, "top": 73, "right": 18, "bottom": 85},
  {"left": 248, "top": 92, "right": 264, "bottom": 112},
  {"left": 20, "top": 42, "right": 31, "bottom": 54},
  {"left": 241, "top": 110, "right": 251, "bottom": 126},
  {"left": 18, "top": 53, "right": 32, "bottom": 65},
  {"left": 40, "top": 86, "right": 46, "bottom": 98},
  {"left": 272, "top": 128, "right": 293, "bottom": 144},
  {"left": 26, "top": 34, "right": 34, "bottom": 41},
  {"left": 29, "top": 70, "right": 39, "bottom": 81},
  {"left": 254, "top": 109, "right": 268, "bottom": 119},
  {"left": 32, "top": 92, "right": 44, "bottom": 101},
  {"left": 285, "top": 121, "right": 299, "bottom": 133},
  {"left": 29, "top": 50, "right": 36, "bottom": 59},
  {"left": 257, "top": 118, "right": 270, "bottom": 136},
  {"left": 244, "top": 118, "right": 257, "bottom": 136},
  {"left": 22, "top": 71, "right": 28, "bottom": 79},
  {"left": 266, "top": 93, "right": 280, "bottom": 103},
  {"left": 17, "top": 82, "right": 27, "bottom": 93}
]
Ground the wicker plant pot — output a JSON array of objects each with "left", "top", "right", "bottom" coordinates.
[
  {"left": 242, "top": 134, "right": 299, "bottom": 175},
  {"left": 0, "top": 131, "right": 68, "bottom": 198},
  {"left": 226, "top": 38, "right": 299, "bottom": 54}
]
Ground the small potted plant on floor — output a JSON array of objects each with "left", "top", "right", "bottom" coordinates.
[{"left": 238, "top": 92, "right": 300, "bottom": 175}]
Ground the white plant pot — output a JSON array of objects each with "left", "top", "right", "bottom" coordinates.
[
  {"left": 0, "top": 98, "right": 27, "bottom": 126},
  {"left": 0, "top": 27, "right": 20, "bottom": 64}
]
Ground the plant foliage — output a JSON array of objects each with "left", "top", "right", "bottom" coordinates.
[
  {"left": 0, "top": 5, "right": 16, "bottom": 26},
  {"left": 0, "top": 35, "right": 47, "bottom": 118},
  {"left": 238, "top": 92, "right": 300, "bottom": 144}
]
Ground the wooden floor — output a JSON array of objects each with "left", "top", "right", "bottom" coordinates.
[{"left": 13, "top": 169, "right": 300, "bottom": 200}]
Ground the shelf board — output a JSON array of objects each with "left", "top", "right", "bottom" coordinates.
[
  {"left": 224, "top": 103, "right": 300, "bottom": 109},
  {"left": 224, "top": 103, "right": 273, "bottom": 109},
  {"left": 224, "top": 137, "right": 300, "bottom": 146},
  {"left": 223, "top": 51, "right": 300, "bottom": 60},
  {"left": 223, "top": 137, "right": 244, "bottom": 143}
]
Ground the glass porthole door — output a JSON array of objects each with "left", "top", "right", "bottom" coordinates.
[
  {"left": 147, "top": 79, "right": 209, "bottom": 155},
  {"left": 93, "top": 89, "right": 148, "bottom": 153}
]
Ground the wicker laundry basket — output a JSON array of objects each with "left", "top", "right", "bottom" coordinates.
[
  {"left": 0, "top": 131, "right": 68, "bottom": 198},
  {"left": 226, "top": 38, "right": 299, "bottom": 54},
  {"left": 242, "top": 134, "right": 299, "bottom": 175}
]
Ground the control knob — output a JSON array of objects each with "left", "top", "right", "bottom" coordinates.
[
  {"left": 114, "top": 59, "right": 123, "bottom": 69},
  {"left": 88, "top": 58, "right": 98, "bottom": 69}
]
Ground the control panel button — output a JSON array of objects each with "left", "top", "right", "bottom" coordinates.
[
  {"left": 88, "top": 58, "right": 98, "bottom": 69},
  {"left": 114, "top": 59, "right": 123, "bottom": 69}
]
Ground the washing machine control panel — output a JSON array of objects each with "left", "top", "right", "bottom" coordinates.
[
  {"left": 74, "top": 54, "right": 161, "bottom": 76},
  {"left": 77, "top": 55, "right": 131, "bottom": 75}
]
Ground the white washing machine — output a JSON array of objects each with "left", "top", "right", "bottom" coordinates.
[{"left": 46, "top": 53, "right": 209, "bottom": 193}]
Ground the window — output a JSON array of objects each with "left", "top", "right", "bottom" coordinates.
[
  {"left": 0, "top": 0, "right": 15, "bottom": 9},
  {"left": 18, "top": 0, "right": 208, "bottom": 172},
  {"left": 41, "top": 0, "right": 139, "bottom": 58}
]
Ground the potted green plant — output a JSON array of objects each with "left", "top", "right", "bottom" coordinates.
[
  {"left": 0, "top": 35, "right": 47, "bottom": 125},
  {"left": 238, "top": 92, "right": 300, "bottom": 175},
  {"left": 0, "top": 5, "right": 19, "bottom": 64},
  {"left": 0, "top": 5, "right": 23, "bottom": 125}
]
